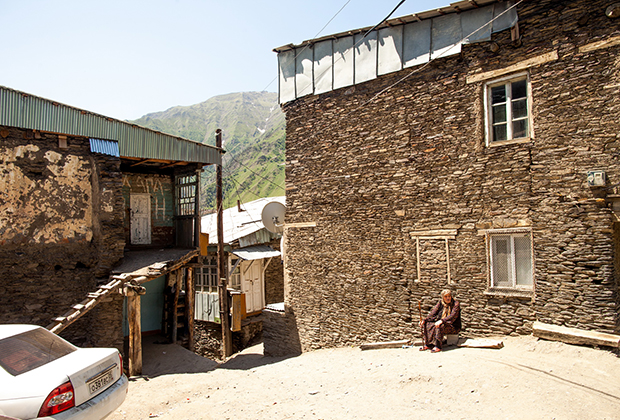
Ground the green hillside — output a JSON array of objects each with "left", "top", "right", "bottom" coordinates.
[{"left": 131, "top": 92, "right": 285, "bottom": 212}]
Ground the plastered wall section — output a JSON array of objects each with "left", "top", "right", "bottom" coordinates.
[
  {"left": 0, "top": 126, "right": 125, "bottom": 349},
  {"left": 122, "top": 173, "right": 175, "bottom": 246}
]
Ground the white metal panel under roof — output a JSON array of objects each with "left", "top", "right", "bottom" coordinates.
[
  {"left": 274, "top": 0, "right": 518, "bottom": 104},
  {"left": 232, "top": 245, "right": 281, "bottom": 261},
  {"left": 201, "top": 196, "right": 286, "bottom": 245}
]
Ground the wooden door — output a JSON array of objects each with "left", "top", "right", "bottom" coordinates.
[
  {"left": 130, "top": 194, "right": 151, "bottom": 245},
  {"left": 242, "top": 261, "right": 264, "bottom": 313}
]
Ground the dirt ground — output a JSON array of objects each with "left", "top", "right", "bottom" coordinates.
[{"left": 108, "top": 335, "right": 620, "bottom": 420}]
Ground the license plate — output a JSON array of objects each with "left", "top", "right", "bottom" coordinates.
[{"left": 87, "top": 368, "right": 114, "bottom": 395}]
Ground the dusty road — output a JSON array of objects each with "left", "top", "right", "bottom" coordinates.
[{"left": 109, "top": 335, "right": 620, "bottom": 420}]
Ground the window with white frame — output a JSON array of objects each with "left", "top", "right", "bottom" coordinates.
[
  {"left": 196, "top": 257, "right": 218, "bottom": 293},
  {"left": 229, "top": 259, "right": 242, "bottom": 291},
  {"left": 489, "top": 232, "right": 533, "bottom": 289},
  {"left": 485, "top": 74, "right": 531, "bottom": 144}
]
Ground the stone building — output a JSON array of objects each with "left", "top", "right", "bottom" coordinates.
[
  {"left": 0, "top": 85, "right": 222, "bottom": 372},
  {"left": 267, "top": 0, "right": 620, "bottom": 355}
]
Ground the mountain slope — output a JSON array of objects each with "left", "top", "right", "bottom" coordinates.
[{"left": 131, "top": 92, "right": 285, "bottom": 211}]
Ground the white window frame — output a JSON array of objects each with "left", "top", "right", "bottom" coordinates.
[
  {"left": 484, "top": 228, "right": 534, "bottom": 296},
  {"left": 229, "top": 258, "right": 242, "bottom": 291},
  {"left": 484, "top": 72, "right": 533, "bottom": 147},
  {"left": 196, "top": 257, "right": 218, "bottom": 293}
]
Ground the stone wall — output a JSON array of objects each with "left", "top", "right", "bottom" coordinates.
[
  {"left": 0, "top": 126, "right": 125, "bottom": 349},
  {"left": 264, "top": 237, "right": 284, "bottom": 304},
  {"left": 277, "top": 0, "right": 620, "bottom": 353}
]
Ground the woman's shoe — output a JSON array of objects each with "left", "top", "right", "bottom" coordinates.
[
  {"left": 431, "top": 347, "right": 441, "bottom": 353},
  {"left": 419, "top": 346, "right": 430, "bottom": 351}
]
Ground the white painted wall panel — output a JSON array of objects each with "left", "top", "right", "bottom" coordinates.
[
  {"left": 462, "top": 7, "right": 494, "bottom": 44},
  {"left": 403, "top": 19, "right": 431, "bottom": 68},
  {"left": 378, "top": 26, "right": 403, "bottom": 76},
  {"left": 278, "top": 50, "right": 296, "bottom": 103},
  {"left": 354, "top": 32, "right": 378, "bottom": 84},
  {"left": 295, "top": 46, "right": 314, "bottom": 97},
  {"left": 314, "top": 40, "right": 334, "bottom": 94},
  {"left": 431, "top": 14, "right": 462, "bottom": 60},
  {"left": 333, "top": 36, "right": 354, "bottom": 90}
]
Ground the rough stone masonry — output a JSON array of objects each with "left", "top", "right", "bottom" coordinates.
[{"left": 266, "top": 0, "right": 620, "bottom": 355}]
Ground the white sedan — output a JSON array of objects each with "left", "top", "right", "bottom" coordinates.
[{"left": 0, "top": 325, "right": 128, "bottom": 420}]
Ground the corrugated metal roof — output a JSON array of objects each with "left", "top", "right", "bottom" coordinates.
[
  {"left": 232, "top": 245, "right": 281, "bottom": 261},
  {"left": 0, "top": 85, "right": 222, "bottom": 165},
  {"left": 90, "top": 138, "right": 120, "bottom": 157},
  {"left": 201, "top": 196, "right": 285, "bottom": 244}
]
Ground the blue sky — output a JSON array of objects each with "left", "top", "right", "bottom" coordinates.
[{"left": 0, "top": 0, "right": 449, "bottom": 120}]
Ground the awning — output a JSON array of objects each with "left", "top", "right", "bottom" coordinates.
[{"left": 232, "top": 245, "right": 281, "bottom": 261}]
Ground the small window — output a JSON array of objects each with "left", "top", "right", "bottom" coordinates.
[
  {"left": 196, "top": 257, "right": 218, "bottom": 293},
  {"left": 230, "top": 261, "right": 242, "bottom": 291},
  {"left": 485, "top": 75, "right": 531, "bottom": 144},
  {"left": 489, "top": 232, "right": 533, "bottom": 289}
]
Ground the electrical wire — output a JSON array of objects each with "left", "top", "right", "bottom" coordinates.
[
  {"left": 261, "top": 0, "right": 353, "bottom": 93},
  {"left": 297, "top": 0, "right": 526, "bottom": 146}
]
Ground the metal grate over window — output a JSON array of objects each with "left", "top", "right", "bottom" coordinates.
[
  {"left": 175, "top": 174, "right": 197, "bottom": 216},
  {"left": 196, "top": 257, "right": 218, "bottom": 293},
  {"left": 490, "top": 233, "right": 533, "bottom": 288}
]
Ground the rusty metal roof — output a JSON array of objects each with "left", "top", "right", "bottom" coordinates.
[{"left": 0, "top": 85, "right": 222, "bottom": 166}]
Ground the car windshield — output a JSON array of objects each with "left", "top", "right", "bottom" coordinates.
[{"left": 0, "top": 328, "right": 76, "bottom": 376}]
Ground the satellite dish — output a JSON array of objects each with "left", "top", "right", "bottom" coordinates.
[{"left": 261, "top": 201, "right": 286, "bottom": 234}]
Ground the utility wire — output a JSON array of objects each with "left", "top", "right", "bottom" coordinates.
[
  {"left": 299, "top": 0, "right": 525, "bottom": 145},
  {"left": 261, "top": 0, "right": 353, "bottom": 93}
]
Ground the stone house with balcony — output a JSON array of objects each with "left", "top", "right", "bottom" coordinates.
[
  {"left": 0, "top": 85, "right": 222, "bottom": 373},
  {"left": 266, "top": 0, "right": 620, "bottom": 355}
]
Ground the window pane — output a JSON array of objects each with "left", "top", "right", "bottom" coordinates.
[
  {"left": 492, "top": 104, "right": 507, "bottom": 123},
  {"left": 514, "top": 236, "right": 533, "bottom": 286},
  {"left": 492, "top": 237, "right": 512, "bottom": 287},
  {"left": 511, "top": 79, "right": 527, "bottom": 99},
  {"left": 513, "top": 119, "right": 528, "bottom": 138},
  {"left": 0, "top": 328, "right": 76, "bottom": 376},
  {"left": 493, "top": 124, "right": 507, "bottom": 142},
  {"left": 512, "top": 98, "right": 528, "bottom": 119},
  {"left": 491, "top": 85, "right": 506, "bottom": 104}
]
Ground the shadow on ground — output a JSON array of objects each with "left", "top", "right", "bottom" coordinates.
[{"left": 134, "top": 335, "right": 297, "bottom": 379}]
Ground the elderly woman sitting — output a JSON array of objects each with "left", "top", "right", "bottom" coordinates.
[{"left": 418, "top": 289, "right": 461, "bottom": 353}]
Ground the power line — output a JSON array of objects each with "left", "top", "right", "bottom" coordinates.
[
  {"left": 299, "top": 0, "right": 526, "bottom": 143},
  {"left": 261, "top": 0, "right": 353, "bottom": 93}
]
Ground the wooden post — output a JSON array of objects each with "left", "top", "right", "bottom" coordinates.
[
  {"left": 216, "top": 129, "right": 232, "bottom": 357},
  {"left": 127, "top": 291, "right": 142, "bottom": 376},
  {"left": 194, "top": 168, "right": 201, "bottom": 247},
  {"left": 186, "top": 267, "right": 195, "bottom": 352}
]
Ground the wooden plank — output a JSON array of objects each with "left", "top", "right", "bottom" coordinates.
[
  {"left": 458, "top": 338, "right": 504, "bottom": 349},
  {"left": 231, "top": 294, "right": 242, "bottom": 332},
  {"left": 286, "top": 222, "right": 317, "bottom": 228},
  {"left": 466, "top": 51, "right": 559, "bottom": 84},
  {"left": 127, "top": 293, "right": 142, "bottom": 376},
  {"left": 186, "top": 267, "right": 195, "bottom": 352},
  {"left": 532, "top": 321, "right": 620, "bottom": 348},
  {"left": 579, "top": 35, "right": 620, "bottom": 53},
  {"left": 410, "top": 229, "right": 458, "bottom": 237},
  {"left": 360, "top": 340, "right": 410, "bottom": 350}
]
